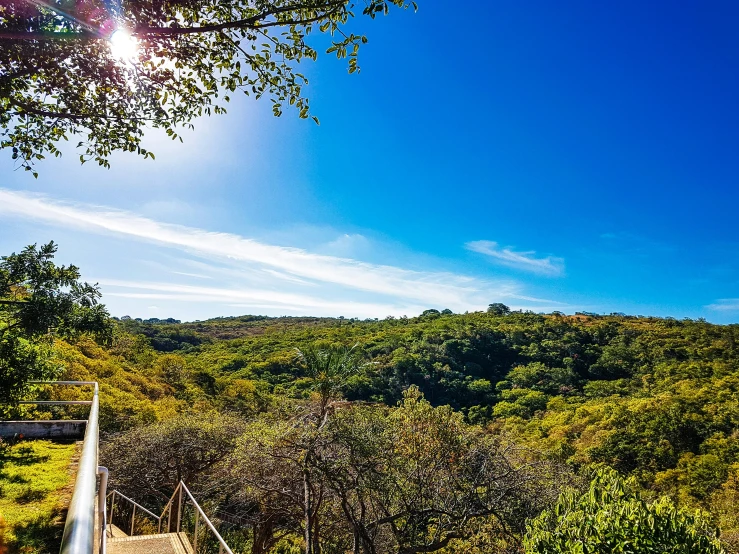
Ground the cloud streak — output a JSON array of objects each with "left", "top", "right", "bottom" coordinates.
[
  {"left": 466, "top": 240, "right": 565, "bottom": 276},
  {"left": 101, "top": 280, "right": 422, "bottom": 318},
  {"left": 0, "top": 189, "right": 567, "bottom": 317},
  {"left": 706, "top": 299, "right": 739, "bottom": 312}
]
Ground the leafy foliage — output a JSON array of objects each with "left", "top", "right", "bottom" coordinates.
[
  {"left": 219, "top": 386, "right": 562, "bottom": 554},
  {"left": 101, "top": 309, "right": 739, "bottom": 549},
  {"left": 0, "top": 0, "right": 417, "bottom": 174},
  {"left": 524, "top": 467, "right": 724, "bottom": 553},
  {"left": 0, "top": 242, "right": 111, "bottom": 403},
  {"left": 295, "top": 342, "right": 360, "bottom": 412}
]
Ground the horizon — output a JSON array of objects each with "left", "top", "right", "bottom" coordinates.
[{"left": 112, "top": 309, "right": 721, "bottom": 325}]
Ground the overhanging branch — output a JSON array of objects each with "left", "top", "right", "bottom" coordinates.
[
  {"left": 136, "top": 1, "right": 345, "bottom": 36},
  {"left": 0, "top": 31, "right": 94, "bottom": 40},
  {"left": 0, "top": 0, "right": 346, "bottom": 40},
  {"left": 8, "top": 98, "right": 160, "bottom": 123}
]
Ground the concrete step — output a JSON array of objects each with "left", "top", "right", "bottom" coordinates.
[{"left": 107, "top": 532, "right": 193, "bottom": 554}]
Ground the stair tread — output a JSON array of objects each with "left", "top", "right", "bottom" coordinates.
[{"left": 107, "top": 532, "right": 193, "bottom": 554}]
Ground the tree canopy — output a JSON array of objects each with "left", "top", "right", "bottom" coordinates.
[
  {"left": 0, "top": 0, "right": 416, "bottom": 175},
  {"left": 0, "top": 242, "right": 111, "bottom": 403}
]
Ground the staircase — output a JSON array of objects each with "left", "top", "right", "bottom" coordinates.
[
  {"left": 105, "top": 482, "right": 232, "bottom": 554},
  {"left": 107, "top": 524, "right": 193, "bottom": 554},
  {"left": 4, "top": 382, "right": 231, "bottom": 554}
]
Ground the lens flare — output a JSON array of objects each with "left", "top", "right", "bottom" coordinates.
[{"left": 109, "top": 29, "right": 138, "bottom": 61}]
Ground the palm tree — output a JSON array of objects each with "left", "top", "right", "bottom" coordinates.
[
  {"left": 295, "top": 343, "right": 360, "bottom": 418},
  {"left": 294, "top": 342, "right": 361, "bottom": 554}
]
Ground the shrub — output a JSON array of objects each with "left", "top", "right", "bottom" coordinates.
[{"left": 524, "top": 467, "right": 725, "bottom": 553}]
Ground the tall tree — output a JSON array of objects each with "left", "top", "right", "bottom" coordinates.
[
  {"left": 295, "top": 342, "right": 360, "bottom": 418},
  {"left": 0, "top": 0, "right": 417, "bottom": 175},
  {"left": 229, "top": 386, "right": 564, "bottom": 554},
  {"left": 102, "top": 412, "right": 244, "bottom": 505},
  {"left": 0, "top": 242, "right": 112, "bottom": 403},
  {"left": 296, "top": 342, "right": 361, "bottom": 554},
  {"left": 321, "top": 387, "right": 562, "bottom": 554},
  {"left": 227, "top": 343, "right": 361, "bottom": 554}
]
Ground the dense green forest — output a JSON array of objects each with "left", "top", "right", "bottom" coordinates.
[{"left": 11, "top": 306, "right": 739, "bottom": 552}]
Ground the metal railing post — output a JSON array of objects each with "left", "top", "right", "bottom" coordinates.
[
  {"left": 130, "top": 505, "right": 136, "bottom": 536},
  {"left": 100, "top": 496, "right": 107, "bottom": 554},
  {"left": 176, "top": 483, "right": 183, "bottom": 533},
  {"left": 97, "top": 467, "right": 108, "bottom": 554},
  {"left": 193, "top": 512, "right": 199, "bottom": 553},
  {"left": 109, "top": 492, "right": 116, "bottom": 536}
]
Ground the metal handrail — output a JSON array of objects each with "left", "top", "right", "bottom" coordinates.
[
  {"left": 104, "top": 481, "right": 233, "bottom": 553},
  {"left": 109, "top": 490, "right": 161, "bottom": 521},
  {"left": 181, "top": 482, "right": 234, "bottom": 554},
  {"left": 160, "top": 481, "right": 234, "bottom": 554},
  {"left": 107, "top": 490, "right": 163, "bottom": 535},
  {"left": 31, "top": 381, "right": 103, "bottom": 554},
  {"left": 15, "top": 382, "right": 233, "bottom": 554}
]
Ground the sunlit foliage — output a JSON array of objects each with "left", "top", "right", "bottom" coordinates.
[{"left": 0, "top": 0, "right": 417, "bottom": 174}]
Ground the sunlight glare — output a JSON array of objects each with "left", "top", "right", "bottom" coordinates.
[{"left": 109, "top": 29, "right": 139, "bottom": 61}]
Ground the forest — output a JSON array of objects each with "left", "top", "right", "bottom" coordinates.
[
  {"left": 13, "top": 310, "right": 739, "bottom": 552},
  {"left": 4, "top": 245, "right": 739, "bottom": 553}
]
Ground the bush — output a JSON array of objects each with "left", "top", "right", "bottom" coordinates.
[{"left": 524, "top": 467, "right": 725, "bottom": 553}]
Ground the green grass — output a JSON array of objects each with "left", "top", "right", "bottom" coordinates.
[{"left": 0, "top": 440, "right": 77, "bottom": 554}]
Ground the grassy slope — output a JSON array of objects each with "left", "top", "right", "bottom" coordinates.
[{"left": 0, "top": 440, "right": 78, "bottom": 554}]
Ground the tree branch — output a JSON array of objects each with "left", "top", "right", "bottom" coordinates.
[
  {"left": 136, "top": 3, "right": 345, "bottom": 37},
  {"left": 0, "top": 2, "right": 344, "bottom": 41},
  {"left": 398, "top": 532, "right": 466, "bottom": 554},
  {"left": 0, "top": 31, "right": 94, "bottom": 40},
  {"left": 8, "top": 98, "right": 92, "bottom": 120},
  {"left": 8, "top": 98, "right": 158, "bottom": 122}
]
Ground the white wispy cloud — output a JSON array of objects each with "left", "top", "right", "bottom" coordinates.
[
  {"left": 466, "top": 240, "right": 565, "bottom": 276},
  {"left": 101, "top": 280, "right": 421, "bottom": 318},
  {"left": 171, "top": 271, "right": 213, "bottom": 280},
  {"left": 706, "top": 299, "right": 739, "bottom": 311},
  {"left": 0, "top": 189, "right": 567, "bottom": 317}
]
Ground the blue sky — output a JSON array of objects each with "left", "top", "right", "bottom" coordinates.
[{"left": 1, "top": 0, "right": 739, "bottom": 322}]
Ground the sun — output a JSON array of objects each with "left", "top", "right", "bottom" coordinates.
[{"left": 109, "top": 29, "right": 139, "bottom": 61}]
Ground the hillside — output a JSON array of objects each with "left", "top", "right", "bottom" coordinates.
[{"left": 19, "top": 309, "right": 739, "bottom": 551}]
